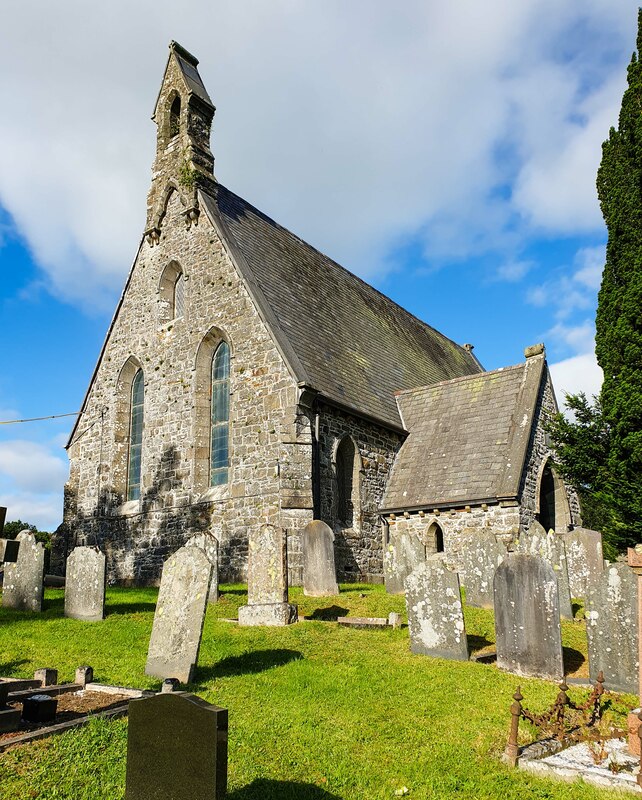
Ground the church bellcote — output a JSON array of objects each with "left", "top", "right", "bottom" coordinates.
[{"left": 145, "top": 41, "right": 216, "bottom": 241}]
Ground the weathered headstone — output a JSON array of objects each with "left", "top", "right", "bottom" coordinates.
[
  {"left": 562, "top": 527, "right": 604, "bottom": 599},
  {"left": 0, "top": 506, "right": 6, "bottom": 534},
  {"left": 238, "top": 524, "right": 298, "bottom": 626},
  {"left": 2, "top": 530, "right": 45, "bottom": 611},
  {"left": 494, "top": 553, "right": 563, "bottom": 680},
  {"left": 516, "top": 524, "right": 573, "bottom": 619},
  {"left": 125, "top": 692, "right": 228, "bottom": 800},
  {"left": 64, "top": 546, "right": 106, "bottom": 622},
  {"left": 585, "top": 562, "right": 638, "bottom": 694},
  {"left": 186, "top": 533, "right": 219, "bottom": 603},
  {"left": 302, "top": 520, "right": 339, "bottom": 596},
  {"left": 145, "top": 546, "right": 213, "bottom": 683},
  {"left": 405, "top": 562, "right": 468, "bottom": 660},
  {"left": 383, "top": 527, "right": 426, "bottom": 594},
  {"left": 458, "top": 528, "right": 506, "bottom": 609}
]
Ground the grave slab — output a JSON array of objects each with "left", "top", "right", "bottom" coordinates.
[
  {"left": 302, "top": 520, "right": 339, "bottom": 596},
  {"left": 2, "top": 531, "right": 44, "bottom": 611},
  {"left": 125, "top": 692, "right": 228, "bottom": 800},
  {"left": 405, "top": 562, "right": 469, "bottom": 661},
  {"left": 145, "top": 546, "right": 213, "bottom": 683},
  {"left": 383, "top": 528, "right": 426, "bottom": 594},
  {"left": 458, "top": 528, "right": 506, "bottom": 609},
  {"left": 64, "top": 546, "right": 106, "bottom": 622},
  {"left": 562, "top": 528, "right": 604, "bottom": 599},
  {"left": 516, "top": 525, "right": 573, "bottom": 619},
  {"left": 494, "top": 553, "right": 563, "bottom": 680},
  {"left": 186, "top": 533, "right": 219, "bottom": 603}
]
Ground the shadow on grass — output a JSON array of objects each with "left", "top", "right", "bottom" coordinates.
[
  {"left": 0, "top": 658, "right": 29, "bottom": 674},
  {"left": 563, "top": 646, "right": 585, "bottom": 674},
  {"left": 467, "top": 634, "right": 493, "bottom": 654},
  {"left": 307, "top": 606, "right": 349, "bottom": 621},
  {"left": 194, "top": 649, "right": 303, "bottom": 683},
  {"left": 572, "top": 601, "right": 584, "bottom": 619},
  {"left": 219, "top": 588, "right": 247, "bottom": 596},
  {"left": 106, "top": 602, "right": 158, "bottom": 615},
  {"left": 228, "top": 779, "right": 343, "bottom": 799}
]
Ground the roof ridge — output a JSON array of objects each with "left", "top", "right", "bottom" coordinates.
[
  {"left": 394, "top": 360, "right": 528, "bottom": 398},
  {"left": 214, "top": 182, "right": 479, "bottom": 363}
]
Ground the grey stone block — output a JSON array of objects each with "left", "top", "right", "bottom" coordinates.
[
  {"left": 585, "top": 562, "right": 638, "bottom": 694},
  {"left": 2, "top": 531, "right": 44, "bottom": 611},
  {"left": 458, "top": 528, "right": 506, "bottom": 609},
  {"left": 494, "top": 553, "right": 563, "bottom": 680},
  {"left": 302, "top": 520, "right": 339, "bottom": 597},
  {"left": 383, "top": 529, "right": 426, "bottom": 594},
  {"left": 405, "top": 562, "right": 468, "bottom": 661},
  {"left": 562, "top": 527, "right": 604, "bottom": 599},
  {"left": 516, "top": 525, "right": 573, "bottom": 619},
  {"left": 145, "top": 546, "right": 213, "bottom": 683},
  {"left": 64, "top": 546, "right": 106, "bottom": 622},
  {"left": 186, "top": 533, "right": 219, "bottom": 603},
  {"left": 237, "top": 602, "right": 298, "bottom": 626}
]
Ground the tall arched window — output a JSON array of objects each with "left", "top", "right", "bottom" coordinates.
[
  {"left": 127, "top": 369, "right": 144, "bottom": 501},
  {"left": 174, "top": 273, "right": 185, "bottom": 318},
  {"left": 335, "top": 436, "right": 361, "bottom": 529},
  {"left": 169, "top": 96, "right": 181, "bottom": 138},
  {"left": 210, "top": 342, "right": 230, "bottom": 486}
]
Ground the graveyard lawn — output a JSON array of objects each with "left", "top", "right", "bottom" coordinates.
[{"left": 0, "top": 585, "right": 635, "bottom": 800}]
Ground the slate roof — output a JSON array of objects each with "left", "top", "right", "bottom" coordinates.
[
  {"left": 200, "top": 185, "right": 482, "bottom": 429},
  {"left": 380, "top": 355, "right": 547, "bottom": 511}
]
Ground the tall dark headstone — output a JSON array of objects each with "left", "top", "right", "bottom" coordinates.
[
  {"left": 125, "top": 692, "right": 228, "bottom": 800},
  {"left": 458, "top": 528, "right": 506, "bottom": 609},
  {"left": 516, "top": 524, "right": 573, "bottom": 618},
  {"left": 64, "top": 546, "right": 106, "bottom": 621},
  {"left": 562, "top": 527, "right": 604, "bottom": 599},
  {"left": 0, "top": 507, "right": 6, "bottom": 535},
  {"left": 383, "top": 527, "right": 426, "bottom": 594},
  {"left": 145, "top": 546, "right": 213, "bottom": 683},
  {"left": 302, "top": 520, "right": 339, "bottom": 596},
  {"left": 405, "top": 562, "right": 468, "bottom": 660},
  {"left": 494, "top": 553, "right": 563, "bottom": 680},
  {"left": 585, "top": 562, "right": 638, "bottom": 694}
]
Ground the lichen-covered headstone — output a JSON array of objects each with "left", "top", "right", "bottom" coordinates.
[
  {"left": 2, "top": 530, "right": 44, "bottom": 611},
  {"left": 562, "top": 528, "right": 604, "bottom": 599},
  {"left": 516, "top": 524, "right": 573, "bottom": 619},
  {"left": 64, "top": 546, "right": 106, "bottom": 622},
  {"left": 145, "top": 546, "right": 213, "bottom": 682},
  {"left": 125, "top": 692, "right": 228, "bottom": 800},
  {"left": 585, "top": 562, "right": 638, "bottom": 694},
  {"left": 302, "top": 520, "right": 339, "bottom": 596},
  {"left": 238, "top": 524, "right": 297, "bottom": 626},
  {"left": 494, "top": 553, "right": 563, "bottom": 680},
  {"left": 186, "top": 533, "right": 219, "bottom": 603},
  {"left": 405, "top": 562, "right": 468, "bottom": 660},
  {"left": 383, "top": 527, "right": 426, "bottom": 594},
  {"left": 458, "top": 528, "right": 506, "bottom": 608}
]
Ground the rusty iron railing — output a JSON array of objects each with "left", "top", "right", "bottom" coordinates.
[{"left": 505, "top": 672, "right": 627, "bottom": 767}]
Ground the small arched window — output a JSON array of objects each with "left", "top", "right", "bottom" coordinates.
[
  {"left": 169, "top": 96, "right": 181, "bottom": 138},
  {"left": 174, "top": 273, "right": 185, "bottom": 318},
  {"left": 127, "top": 369, "right": 144, "bottom": 501},
  {"left": 210, "top": 342, "right": 230, "bottom": 486}
]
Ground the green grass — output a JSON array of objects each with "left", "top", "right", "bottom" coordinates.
[{"left": 0, "top": 585, "right": 635, "bottom": 799}]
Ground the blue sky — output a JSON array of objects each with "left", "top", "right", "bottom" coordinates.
[{"left": 0, "top": 1, "right": 636, "bottom": 530}]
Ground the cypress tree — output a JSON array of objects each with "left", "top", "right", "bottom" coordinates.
[{"left": 595, "top": 8, "right": 642, "bottom": 546}]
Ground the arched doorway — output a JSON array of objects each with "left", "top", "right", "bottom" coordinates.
[{"left": 537, "top": 460, "right": 571, "bottom": 533}]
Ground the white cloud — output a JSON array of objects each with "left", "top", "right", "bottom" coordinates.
[
  {"left": 0, "top": 440, "right": 68, "bottom": 494},
  {"left": 0, "top": 0, "right": 635, "bottom": 307},
  {"left": 549, "top": 351, "right": 603, "bottom": 404},
  {"left": 495, "top": 260, "right": 533, "bottom": 282},
  {"left": 0, "top": 492, "right": 63, "bottom": 533}
]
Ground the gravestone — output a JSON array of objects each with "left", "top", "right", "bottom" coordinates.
[
  {"left": 516, "top": 524, "right": 573, "bottom": 619},
  {"left": 585, "top": 562, "right": 638, "bottom": 694},
  {"left": 0, "top": 506, "right": 5, "bottom": 534},
  {"left": 64, "top": 546, "right": 106, "bottom": 622},
  {"left": 302, "top": 520, "right": 339, "bottom": 596},
  {"left": 383, "top": 527, "right": 426, "bottom": 594},
  {"left": 186, "top": 533, "right": 219, "bottom": 603},
  {"left": 2, "top": 530, "right": 45, "bottom": 611},
  {"left": 562, "top": 527, "right": 604, "bottom": 599},
  {"left": 458, "top": 528, "right": 506, "bottom": 608},
  {"left": 125, "top": 692, "right": 228, "bottom": 800},
  {"left": 494, "top": 553, "right": 563, "bottom": 680},
  {"left": 405, "top": 562, "right": 468, "bottom": 660},
  {"left": 145, "top": 546, "right": 213, "bottom": 683},
  {"left": 238, "top": 524, "right": 298, "bottom": 626}
]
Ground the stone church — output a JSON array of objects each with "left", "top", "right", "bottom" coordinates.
[{"left": 53, "top": 42, "right": 581, "bottom": 584}]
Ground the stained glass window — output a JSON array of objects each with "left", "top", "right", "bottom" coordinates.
[
  {"left": 127, "top": 369, "right": 144, "bottom": 501},
  {"left": 210, "top": 342, "right": 230, "bottom": 486}
]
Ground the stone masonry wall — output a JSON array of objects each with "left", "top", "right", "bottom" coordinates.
[
  {"left": 58, "top": 190, "right": 302, "bottom": 584},
  {"left": 317, "top": 405, "right": 403, "bottom": 581}
]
